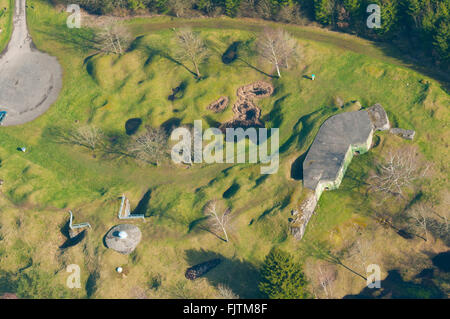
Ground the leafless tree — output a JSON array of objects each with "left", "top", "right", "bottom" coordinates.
[
  {"left": 128, "top": 127, "right": 168, "bottom": 164},
  {"left": 353, "top": 237, "right": 375, "bottom": 272},
  {"left": 217, "top": 284, "right": 239, "bottom": 299},
  {"left": 66, "top": 125, "right": 104, "bottom": 151},
  {"left": 173, "top": 28, "right": 208, "bottom": 78},
  {"left": 256, "top": 28, "right": 299, "bottom": 78},
  {"left": 96, "top": 20, "right": 132, "bottom": 55},
  {"left": 407, "top": 203, "right": 432, "bottom": 242},
  {"left": 203, "top": 200, "right": 232, "bottom": 242},
  {"left": 303, "top": 241, "right": 367, "bottom": 281},
  {"left": 369, "top": 147, "right": 430, "bottom": 198},
  {"left": 316, "top": 263, "right": 336, "bottom": 299}
]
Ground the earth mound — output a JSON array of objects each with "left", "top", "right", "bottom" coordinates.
[{"left": 220, "top": 81, "right": 274, "bottom": 131}]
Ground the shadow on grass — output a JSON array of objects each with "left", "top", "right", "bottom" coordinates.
[
  {"left": 141, "top": 45, "right": 198, "bottom": 77},
  {"left": 344, "top": 269, "right": 445, "bottom": 299},
  {"left": 290, "top": 151, "right": 306, "bottom": 180},
  {"left": 35, "top": 25, "right": 98, "bottom": 53},
  {"left": 59, "top": 219, "right": 87, "bottom": 249},
  {"left": 133, "top": 189, "right": 152, "bottom": 217},
  {"left": 185, "top": 249, "right": 263, "bottom": 298}
]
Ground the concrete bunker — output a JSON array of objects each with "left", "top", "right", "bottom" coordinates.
[{"left": 291, "top": 104, "right": 390, "bottom": 240}]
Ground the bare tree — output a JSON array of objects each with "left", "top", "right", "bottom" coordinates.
[
  {"left": 369, "top": 147, "right": 430, "bottom": 198},
  {"left": 303, "top": 241, "right": 367, "bottom": 281},
  {"left": 128, "top": 126, "right": 168, "bottom": 165},
  {"left": 67, "top": 125, "right": 104, "bottom": 151},
  {"left": 216, "top": 284, "right": 239, "bottom": 299},
  {"left": 203, "top": 200, "right": 232, "bottom": 242},
  {"left": 352, "top": 237, "right": 376, "bottom": 273},
  {"left": 256, "top": 28, "right": 299, "bottom": 78},
  {"left": 96, "top": 20, "right": 132, "bottom": 55},
  {"left": 173, "top": 28, "right": 208, "bottom": 78},
  {"left": 408, "top": 203, "right": 432, "bottom": 242},
  {"left": 316, "top": 263, "right": 336, "bottom": 299}
]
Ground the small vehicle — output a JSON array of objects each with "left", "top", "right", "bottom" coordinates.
[{"left": 0, "top": 111, "right": 7, "bottom": 125}]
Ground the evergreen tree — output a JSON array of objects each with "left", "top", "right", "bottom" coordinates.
[
  {"left": 433, "top": 17, "right": 450, "bottom": 62},
  {"left": 372, "top": 0, "right": 399, "bottom": 37},
  {"left": 225, "top": 0, "right": 241, "bottom": 17},
  {"left": 259, "top": 248, "right": 310, "bottom": 299},
  {"left": 314, "top": 0, "right": 333, "bottom": 25}
]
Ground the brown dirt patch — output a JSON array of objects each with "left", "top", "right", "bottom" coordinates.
[
  {"left": 207, "top": 96, "right": 229, "bottom": 112},
  {"left": 220, "top": 81, "right": 274, "bottom": 131}
]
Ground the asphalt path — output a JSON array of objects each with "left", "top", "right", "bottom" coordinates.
[{"left": 0, "top": 0, "right": 62, "bottom": 126}]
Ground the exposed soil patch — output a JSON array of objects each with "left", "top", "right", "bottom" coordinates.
[
  {"left": 220, "top": 81, "right": 274, "bottom": 131},
  {"left": 125, "top": 118, "right": 142, "bottom": 135},
  {"left": 207, "top": 96, "right": 229, "bottom": 113}
]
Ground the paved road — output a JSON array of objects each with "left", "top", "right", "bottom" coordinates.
[{"left": 0, "top": 0, "right": 62, "bottom": 126}]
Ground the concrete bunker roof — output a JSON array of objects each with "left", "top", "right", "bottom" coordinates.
[{"left": 303, "top": 109, "right": 373, "bottom": 190}]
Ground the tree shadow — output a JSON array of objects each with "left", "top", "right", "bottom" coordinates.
[
  {"left": 344, "top": 269, "right": 445, "bottom": 299},
  {"left": 34, "top": 26, "right": 99, "bottom": 53},
  {"left": 142, "top": 45, "right": 198, "bottom": 77},
  {"left": 184, "top": 249, "right": 263, "bottom": 298},
  {"left": 236, "top": 57, "right": 275, "bottom": 79}
]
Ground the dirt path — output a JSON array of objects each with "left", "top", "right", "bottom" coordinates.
[{"left": 0, "top": 0, "right": 62, "bottom": 126}]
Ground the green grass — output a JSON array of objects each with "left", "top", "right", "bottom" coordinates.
[
  {"left": 0, "top": 0, "right": 13, "bottom": 52},
  {"left": 0, "top": 0, "right": 448, "bottom": 298}
]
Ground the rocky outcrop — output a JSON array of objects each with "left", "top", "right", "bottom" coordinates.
[
  {"left": 290, "top": 192, "right": 318, "bottom": 240},
  {"left": 390, "top": 128, "right": 415, "bottom": 140}
]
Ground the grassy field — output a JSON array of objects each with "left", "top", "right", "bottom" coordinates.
[
  {"left": 0, "top": 1, "right": 448, "bottom": 298},
  {"left": 0, "top": 0, "right": 13, "bottom": 52}
]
